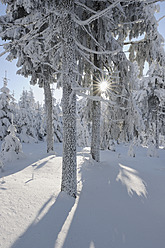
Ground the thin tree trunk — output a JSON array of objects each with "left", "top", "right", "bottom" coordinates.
[
  {"left": 60, "top": 0, "right": 77, "bottom": 198},
  {"left": 44, "top": 79, "right": 54, "bottom": 153}
]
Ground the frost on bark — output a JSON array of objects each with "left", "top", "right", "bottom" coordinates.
[
  {"left": 91, "top": 73, "right": 101, "bottom": 162},
  {"left": 91, "top": 13, "right": 101, "bottom": 162},
  {"left": 44, "top": 78, "right": 54, "bottom": 153},
  {"left": 148, "top": 94, "right": 160, "bottom": 149},
  {"left": 60, "top": 0, "right": 77, "bottom": 198}
]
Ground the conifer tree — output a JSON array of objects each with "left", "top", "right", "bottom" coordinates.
[
  {"left": 0, "top": 72, "right": 14, "bottom": 140},
  {"left": 1, "top": 122, "right": 24, "bottom": 162},
  {"left": 1, "top": 0, "right": 164, "bottom": 197},
  {"left": 17, "top": 89, "right": 37, "bottom": 143}
]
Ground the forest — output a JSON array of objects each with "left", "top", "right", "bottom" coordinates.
[{"left": 0, "top": 1, "right": 165, "bottom": 248}]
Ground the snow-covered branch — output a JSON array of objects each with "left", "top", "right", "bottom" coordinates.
[
  {"left": 76, "top": 39, "right": 120, "bottom": 55},
  {"left": 74, "top": 0, "right": 121, "bottom": 26},
  {"left": 76, "top": 47, "right": 105, "bottom": 73},
  {"left": 75, "top": 1, "right": 97, "bottom": 14},
  {"left": 74, "top": 89, "right": 116, "bottom": 105}
]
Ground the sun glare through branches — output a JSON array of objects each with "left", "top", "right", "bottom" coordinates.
[
  {"left": 99, "top": 80, "right": 108, "bottom": 92},
  {"left": 93, "top": 74, "right": 116, "bottom": 96}
]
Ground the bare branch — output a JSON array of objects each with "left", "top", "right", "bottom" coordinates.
[{"left": 157, "top": 15, "right": 165, "bottom": 23}]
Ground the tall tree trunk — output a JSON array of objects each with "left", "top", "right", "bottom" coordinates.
[
  {"left": 91, "top": 6, "right": 101, "bottom": 162},
  {"left": 155, "top": 107, "right": 159, "bottom": 149},
  {"left": 91, "top": 71, "right": 101, "bottom": 162},
  {"left": 60, "top": 0, "right": 77, "bottom": 198},
  {"left": 44, "top": 79, "right": 54, "bottom": 153}
]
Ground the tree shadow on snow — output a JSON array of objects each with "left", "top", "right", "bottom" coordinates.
[
  {"left": 0, "top": 144, "right": 56, "bottom": 179},
  {"left": 11, "top": 192, "right": 75, "bottom": 248},
  {"left": 8, "top": 148, "right": 164, "bottom": 248},
  {"left": 61, "top": 157, "right": 161, "bottom": 248}
]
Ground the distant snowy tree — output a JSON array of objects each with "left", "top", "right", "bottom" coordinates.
[
  {"left": 134, "top": 61, "right": 165, "bottom": 149},
  {"left": 17, "top": 89, "right": 38, "bottom": 143},
  {"left": 1, "top": 123, "right": 24, "bottom": 162},
  {"left": 10, "top": 91, "right": 19, "bottom": 125},
  {"left": 0, "top": 73, "right": 14, "bottom": 140},
  {"left": 35, "top": 101, "right": 46, "bottom": 141}
]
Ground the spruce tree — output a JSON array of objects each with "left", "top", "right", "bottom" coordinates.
[
  {"left": 1, "top": 123, "right": 24, "bottom": 162},
  {"left": 0, "top": 73, "right": 14, "bottom": 140}
]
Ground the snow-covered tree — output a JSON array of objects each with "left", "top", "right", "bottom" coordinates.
[
  {"left": 1, "top": 0, "right": 164, "bottom": 197},
  {"left": 1, "top": 123, "right": 24, "bottom": 162},
  {"left": 17, "top": 89, "right": 38, "bottom": 143},
  {"left": 0, "top": 73, "right": 14, "bottom": 140},
  {"left": 0, "top": 0, "right": 78, "bottom": 197},
  {"left": 134, "top": 61, "right": 165, "bottom": 149},
  {"left": 35, "top": 101, "right": 46, "bottom": 141}
]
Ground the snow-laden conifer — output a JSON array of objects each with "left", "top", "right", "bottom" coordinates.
[
  {"left": 1, "top": 0, "right": 164, "bottom": 197},
  {"left": 1, "top": 123, "right": 24, "bottom": 162},
  {"left": 0, "top": 73, "right": 14, "bottom": 140},
  {"left": 17, "top": 89, "right": 38, "bottom": 143}
]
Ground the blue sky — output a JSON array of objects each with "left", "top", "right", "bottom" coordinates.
[{"left": 0, "top": 2, "right": 165, "bottom": 103}]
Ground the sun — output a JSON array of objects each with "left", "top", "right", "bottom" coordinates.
[
  {"left": 92, "top": 73, "right": 118, "bottom": 96},
  {"left": 99, "top": 80, "right": 108, "bottom": 92}
]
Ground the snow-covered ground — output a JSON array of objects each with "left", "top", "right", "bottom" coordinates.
[{"left": 0, "top": 142, "right": 165, "bottom": 248}]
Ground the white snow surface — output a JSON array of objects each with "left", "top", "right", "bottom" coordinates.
[{"left": 0, "top": 142, "right": 165, "bottom": 248}]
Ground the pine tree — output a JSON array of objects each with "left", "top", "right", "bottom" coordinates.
[
  {"left": 1, "top": 0, "right": 164, "bottom": 197},
  {"left": 17, "top": 89, "right": 38, "bottom": 143},
  {"left": 1, "top": 123, "right": 24, "bottom": 162},
  {"left": 0, "top": 73, "right": 14, "bottom": 140},
  {"left": 134, "top": 61, "right": 165, "bottom": 149},
  {"left": 35, "top": 101, "right": 46, "bottom": 141}
]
